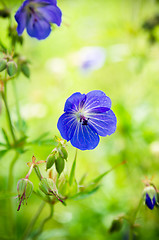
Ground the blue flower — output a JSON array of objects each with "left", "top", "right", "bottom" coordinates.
[
  {"left": 57, "top": 90, "right": 117, "bottom": 150},
  {"left": 144, "top": 186, "right": 157, "bottom": 210},
  {"left": 15, "top": 0, "right": 62, "bottom": 40}
]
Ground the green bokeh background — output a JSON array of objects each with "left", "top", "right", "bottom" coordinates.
[{"left": 1, "top": 0, "right": 159, "bottom": 239}]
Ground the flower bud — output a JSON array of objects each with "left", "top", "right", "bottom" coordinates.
[
  {"left": 39, "top": 178, "right": 57, "bottom": 195},
  {"left": 46, "top": 154, "right": 56, "bottom": 170},
  {"left": 59, "top": 146, "right": 68, "bottom": 160},
  {"left": 21, "top": 63, "right": 30, "bottom": 78},
  {"left": 143, "top": 185, "right": 157, "bottom": 210},
  {"left": 0, "top": 59, "right": 7, "bottom": 72},
  {"left": 0, "top": 9, "right": 10, "bottom": 18},
  {"left": 17, "top": 178, "right": 33, "bottom": 211},
  {"left": 109, "top": 218, "right": 123, "bottom": 233},
  {"left": 55, "top": 156, "right": 65, "bottom": 175},
  {"left": 7, "top": 60, "right": 17, "bottom": 77}
]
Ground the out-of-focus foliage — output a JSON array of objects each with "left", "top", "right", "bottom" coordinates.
[{"left": 1, "top": 0, "right": 159, "bottom": 239}]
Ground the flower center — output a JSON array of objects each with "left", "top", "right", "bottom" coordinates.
[
  {"left": 75, "top": 110, "right": 89, "bottom": 125},
  {"left": 80, "top": 116, "right": 89, "bottom": 125}
]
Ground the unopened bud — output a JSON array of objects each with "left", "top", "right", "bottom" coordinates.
[
  {"left": 7, "top": 60, "right": 17, "bottom": 76},
  {"left": 109, "top": 218, "right": 123, "bottom": 233},
  {"left": 55, "top": 156, "right": 65, "bottom": 175},
  {"left": 46, "top": 154, "right": 56, "bottom": 170},
  {"left": 59, "top": 146, "right": 68, "bottom": 160},
  {"left": 21, "top": 63, "right": 30, "bottom": 78},
  {"left": 17, "top": 178, "right": 33, "bottom": 211},
  {"left": 39, "top": 178, "right": 57, "bottom": 195},
  {"left": 0, "top": 9, "right": 10, "bottom": 18},
  {"left": 143, "top": 185, "right": 157, "bottom": 210},
  {"left": 0, "top": 59, "right": 7, "bottom": 72}
]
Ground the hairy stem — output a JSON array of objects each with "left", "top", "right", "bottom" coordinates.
[{"left": 22, "top": 201, "right": 46, "bottom": 240}]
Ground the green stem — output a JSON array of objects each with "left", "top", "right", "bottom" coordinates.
[
  {"left": 1, "top": 91, "right": 16, "bottom": 143},
  {"left": 34, "top": 165, "right": 43, "bottom": 181},
  {"left": 33, "top": 204, "right": 54, "bottom": 239},
  {"left": 7, "top": 152, "right": 19, "bottom": 239},
  {"left": 69, "top": 148, "right": 78, "bottom": 186},
  {"left": 8, "top": 152, "right": 19, "bottom": 191},
  {"left": 129, "top": 197, "right": 143, "bottom": 240},
  {"left": 12, "top": 80, "right": 23, "bottom": 135},
  {"left": 25, "top": 164, "right": 34, "bottom": 179},
  {"left": 22, "top": 201, "right": 46, "bottom": 240}
]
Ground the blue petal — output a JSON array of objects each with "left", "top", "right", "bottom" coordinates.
[
  {"left": 70, "top": 123, "right": 99, "bottom": 150},
  {"left": 15, "top": 7, "right": 27, "bottom": 35},
  {"left": 33, "top": 0, "right": 57, "bottom": 4},
  {"left": 38, "top": 5, "right": 62, "bottom": 26},
  {"left": 145, "top": 193, "right": 155, "bottom": 210},
  {"left": 64, "top": 92, "right": 86, "bottom": 113},
  {"left": 84, "top": 90, "right": 112, "bottom": 112},
  {"left": 26, "top": 15, "right": 51, "bottom": 40},
  {"left": 57, "top": 113, "right": 77, "bottom": 141},
  {"left": 88, "top": 109, "right": 117, "bottom": 137}
]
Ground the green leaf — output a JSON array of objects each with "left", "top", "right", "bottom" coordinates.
[
  {"left": 91, "top": 169, "right": 112, "bottom": 185},
  {"left": 1, "top": 128, "right": 10, "bottom": 146},
  {"left": 0, "top": 149, "right": 8, "bottom": 158},
  {"left": 69, "top": 149, "right": 77, "bottom": 186},
  {"left": 0, "top": 142, "right": 7, "bottom": 146},
  {"left": 14, "top": 118, "right": 27, "bottom": 133},
  {"left": 55, "top": 156, "right": 65, "bottom": 175},
  {"left": 70, "top": 186, "right": 100, "bottom": 200},
  {"left": 90, "top": 161, "right": 126, "bottom": 185},
  {"left": 79, "top": 173, "right": 87, "bottom": 185},
  {"left": 0, "top": 41, "right": 7, "bottom": 53},
  {"left": 30, "top": 132, "right": 56, "bottom": 146}
]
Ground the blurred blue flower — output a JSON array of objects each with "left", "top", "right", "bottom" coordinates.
[
  {"left": 70, "top": 47, "right": 106, "bottom": 74},
  {"left": 15, "top": 0, "right": 62, "bottom": 40},
  {"left": 57, "top": 90, "right": 117, "bottom": 150}
]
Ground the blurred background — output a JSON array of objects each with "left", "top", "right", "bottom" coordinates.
[{"left": 1, "top": 0, "right": 159, "bottom": 239}]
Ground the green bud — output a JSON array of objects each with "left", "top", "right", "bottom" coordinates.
[
  {"left": 0, "top": 59, "right": 7, "bottom": 72},
  {"left": 109, "top": 218, "right": 123, "bottom": 233},
  {"left": 0, "top": 9, "right": 10, "bottom": 18},
  {"left": 59, "top": 146, "right": 68, "bottom": 160},
  {"left": 21, "top": 63, "right": 30, "bottom": 78},
  {"left": 39, "top": 178, "right": 57, "bottom": 195},
  {"left": 46, "top": 154, "right": 56, "bottom": 170},
  {"left": 17, "top": 178, "right": 33, "bottom": 211},
  {"left": 7, "top": 60, "right": 17, "bottom": 77},
  {"left": 55, "top": 156, "right": 65, "bottom": 175}
]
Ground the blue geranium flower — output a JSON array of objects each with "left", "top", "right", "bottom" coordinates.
[
  {"left": 57, "top": 90, "right": 117, "bottom": 150},
  {"left": 15, "top": 0, "right": 62, "bottom": 40}
]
